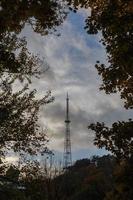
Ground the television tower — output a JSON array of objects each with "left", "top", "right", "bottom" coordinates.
[{"left": 63, "top": 93, "right": 72, "bottom": 168}]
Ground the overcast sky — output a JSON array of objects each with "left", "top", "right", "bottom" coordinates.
[{"left": 17, "top": 9, "right": 133, "bottom": 162}]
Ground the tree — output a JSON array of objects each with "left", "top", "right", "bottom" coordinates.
[
  {"left": 0, "top": 33, "right": 43, "bottom": 79},
  {"left": 0, "top": 1, "right": 67, "bottom": 199},
  {"left": 0, "top": 0, "right": 67, "bottom": 76},
  {"left": 0, "top": 34, "right": 49, "bottom": 156},
  {"left": 0, "top": 76, "right": 54, "bottom": 158},
  {"left": 50, "top": 156, "right": 116, "bottom": 200},
  {"left": 104, "top": 156, "right": 133, "bottom": 200},
  {"left": 0, "top": 0, "right": 63, "bottom": 158},
  {"left": 89, "top": 120, "right": 133, "bottom": 160},
  {"left": 67, "top": 0, "right": 133, "bottom": 109},
  {"left": 66, "top": 1, "right": 133, "bottom": 199},
  {"left": 0, "top": 0, "right": 66, "bottom": 35}
]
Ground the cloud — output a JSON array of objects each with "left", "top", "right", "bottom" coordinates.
[
  {"left": 20, "top": 10, "right": 133, "bottom": 160},
  {"left": 5, "top": 156, "right": 19, "bottom": 163}
]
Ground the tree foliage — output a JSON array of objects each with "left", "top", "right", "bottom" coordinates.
[
  {"left": 0, "top": 33, "right": 43, "bottom": 79},
  {"left": 0, "top": 76, "right": 54, "bottom": 157},
  {"left": 66, "top": 2, "right": 133, "bottom": 199},
  {"left": 67, "top": 0, "right": 133, "bottom": 108},
  {"left": 0, "top": 0, "right": 66, "bottom": 35},
  {"left": 0, "top": 1, "right": 132, "bottom": 199},
  {"left": 105, "top": 157, "right": 133, "bottom": 200},
  {"left": 89, "top": 120, "right": 133, "bottom": 160},
  {"left": 0, "top": 0, "right": 61, "bottom": 160},
  {"left": 0, "top": 0, "right": 67, "bottom": 76},
  {"left": 50, "top": 155, "right": 116, "bottom": 200}
]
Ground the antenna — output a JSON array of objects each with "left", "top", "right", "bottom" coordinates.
[{"left": 63, "top": 93, "right": 72, "bottom": 168}]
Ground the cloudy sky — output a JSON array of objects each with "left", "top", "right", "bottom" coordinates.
[{"left": 19, "top": 9, "right": 133, "bottom": 162}]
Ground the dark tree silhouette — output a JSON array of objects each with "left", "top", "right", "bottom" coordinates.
[
  {"left": 0, "top": 0, "right": 66, "bottom": 35},
  {"left": 0, "top": 0, "right": 63, "bottom": 158},
  {"left": 89, "top": 120, "right": 133, "bottom": 160},
  {"left": 66, "top": 2, "right": 133, "bottom": 199},
  {"left": 0, "top": 76, "right": 54, "bottom": 157},
  {"left": 0, "top": 0, "right": 67, "bottom": 76},
  {"left": 105, "top": 157, "right": 133, "bottom": 200},
  {"left": 0, "top": 33, "right": 43, "bottom": 79},
  {"left": 67, "top": 0, "right": 133, "bottom": 108}
]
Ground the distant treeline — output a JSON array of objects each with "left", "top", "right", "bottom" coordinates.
[{"left": 0, "top": 154, "right": 132, "bottom": 200}]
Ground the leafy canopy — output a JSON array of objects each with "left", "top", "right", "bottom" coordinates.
[
  {"left": 0, "top": 0, "right": 66, "bottom": 35},
  {"left": 67, "top": 0, "right": 133, "bottom": 108}
]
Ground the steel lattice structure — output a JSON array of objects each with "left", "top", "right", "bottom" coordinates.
[{"left": 63, "top": 93, "right": 72, "bottom": 168}]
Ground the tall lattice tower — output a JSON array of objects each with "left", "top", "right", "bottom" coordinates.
[{"left": 63, "top": 93, "right": 72, "bottom": 168}]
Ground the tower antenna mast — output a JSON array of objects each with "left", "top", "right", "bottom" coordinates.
[{"left": 63, "top": 93, "right": 72, "bottom": 168}]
